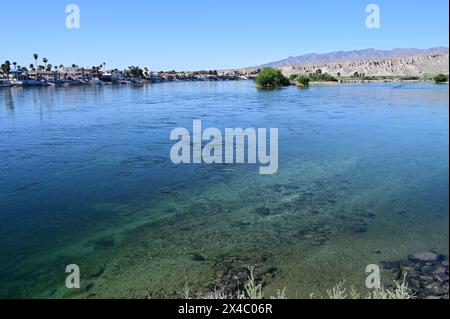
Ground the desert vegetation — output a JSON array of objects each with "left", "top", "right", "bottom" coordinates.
[
  {"left": 177, "top": 266, "right": 414, "bottom": 300},
  {"left": 254, "top": 68, "right": 290, "bottom": 88},
  {"left": 294, "top": 75, "right": 311, "bottom": 87},
  {"left": 434, "top": 73, "right": 448, "bottom": 83},
  {"left": 289, "top": 70, "right": 338, "bottom": 86}
]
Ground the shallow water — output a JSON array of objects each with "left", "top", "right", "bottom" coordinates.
[{"left": 0, "top": 81, "right": 448, "bottom": 298}]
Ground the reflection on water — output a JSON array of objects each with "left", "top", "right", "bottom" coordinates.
[{"left": 0, "top": 82, "right": 448, "bottom": 298}]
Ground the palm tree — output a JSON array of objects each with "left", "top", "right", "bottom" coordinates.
[
  {"left": 12, "top": 62, "right": 17, "bottom": 71},
  {"left": 1, "top": 61, "right": 11, "bottom": 77},
  {"left": 43, "top": 58, "right": 48, "bottom": 69},
  {"left": 1, "top": 63, "right": 7, "bottom": 77},
  {"left": 33, "top": 53, "right": 38, "bottom": 69},
  {"left": 29, "top": 64, "right": 34, "bottom": 71}
]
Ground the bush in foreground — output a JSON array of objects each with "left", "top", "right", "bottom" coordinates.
[
  {"left": 178, "top": 267, "right": 414, "bottom": 300},
  {"left": 254, "top": 68, "right": 290, "bottom": 88},
  {"left": 295, "top": 75, "right": 310, "bottom": 87},
  {"left": 309, "top": 72, "right": 338, "bottom": 82},
  {"left": 434, "top": 73, "right": 448, "bottom": 83}
]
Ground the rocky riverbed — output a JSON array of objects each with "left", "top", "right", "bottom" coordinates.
[
  {"left": 208, "top": 253, "right": 278, "bottom": 296},
  {"left": 199, "top": 250, "right": 449, "bottom": 299},
  {"left": 382, "top": 251, "right": 448, "bottom": 299}
]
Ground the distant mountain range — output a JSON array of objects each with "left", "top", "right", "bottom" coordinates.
[{"left": 262, "top": 47, "right": 449, "bottom": 67}]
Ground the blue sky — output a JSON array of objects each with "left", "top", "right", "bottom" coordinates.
[{"left": 3, "top": 0, "right": 449, "bottom": 70}]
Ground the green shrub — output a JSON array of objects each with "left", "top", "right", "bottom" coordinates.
[
  {"left": 254, "top": 68, "right": 290, "bottom": 88},
  {"left": 400, "top": 76, "right": 420, "bottom": 81},
  {"left": 295, "top": 75, "right": 310, "bottom": 86},
  {"left": 309, "top": 72, "right": 338, "bottom": 82},
  {"left": 434, "top": 73, "right": 448, "bottom": 83}
]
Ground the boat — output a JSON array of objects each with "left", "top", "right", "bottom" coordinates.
[
  {"left": 0, "top": 79, "right": 13, "bottom": 87},
  {"left": 68, "top": 79, "right": 84, "bottom": 86},
  {"left": 50, "top": 80, "right": 68, "bottom": 87},
  {"left": 14, "top": 79, "right": 48, "bottom": 87},
  {"left": 90, "top": 77, "right": 105, "bottom": 85}
]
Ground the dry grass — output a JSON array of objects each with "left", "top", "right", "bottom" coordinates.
[
  {"left": 177, "top": 267, "right": 414, "bottom": 300},
  {"left": 239, "top": 266, "right": 263, "bottom": 299}
]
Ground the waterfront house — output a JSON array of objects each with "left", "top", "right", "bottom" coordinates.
[
  {"left": 111, "top": 70, "right": 125, "bottom": 82},
  {"left": 27, "top": 70, "right": 59, "bottom": 81},
  {"left": 100, "top": 70, "right": 124, "bottom": 82},
  {"left": 61, "top": 67, "right": 85, "bottom": 81}
]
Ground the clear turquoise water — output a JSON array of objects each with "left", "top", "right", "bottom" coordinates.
[{"left": 0, "top": 81, "right": 448, "bottom": 298}]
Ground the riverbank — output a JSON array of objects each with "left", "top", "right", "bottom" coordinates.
[
  {"left": 179, "top": 250, "right": 449, "bottom": 299},
  {"left": 0, "top": 74, "right": 242, "bottom": 88},
  {"left": 2, "top": 71, "right": 447, "bottom": 89}
]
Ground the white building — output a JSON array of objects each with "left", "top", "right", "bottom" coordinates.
[
  {"left": 111, "top": 70, "right": 125, "bottom": 81},
  {"left": 61, "top": 67, "right": 85, "bottom": 80}
]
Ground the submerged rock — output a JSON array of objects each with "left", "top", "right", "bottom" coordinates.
[
  {"left": 255, "top": 207, "right": 271, "bottom": 216},
  {"left": 425, "top": 282, "right": 447, "bottom": 296},
  {"left": 401, "top": 265, "right": 420, "bottom": 278},
  {"left": 410, "top": 278, "right": 422, "bottom": 289},
  {"left": 84, "top": 282, "right": 94, "bottom": 292},
  {"left": 350, "top": 223, "right": 368, "bottom": 234},
  {"left": 409, "top": 251, "right": 439, "bottom": 263},
  {"left": 434, "top": 273, "right": 449, "bottom": 283},
  {"left": 262, "top": 266, "right": 279, "bottom": 276},
  {"left": 89, "top": 264, "right": 106, "bottom": 278},
  {"left": 88, "top": 236, "right": 116, "bottom": 249},
  {"left": 431, "top": 265, "right": 447, "bottom": 275},
  {"left": 210, "top": 253, "right": 279, "bottom": 296},
  {"left": 421, "top": 265, "right": 435, "bottom": 276},
  {"left": 260, "top": 252, "right": 273, "bottom": 262},
  {"left": 381, "top": 261, "right": 400, "bottom": 270},
  {"left": 367, "top": 212, "right": 377, "bottom": 218},
  {"left": 192, "top": 254, "right": 206, "bottom": 262},
  {"left": 383, "top": 251, "right": 449, "bottom": 299},
  {"left": 419, "top": 275, "right": 434, "bottom": 284}
]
